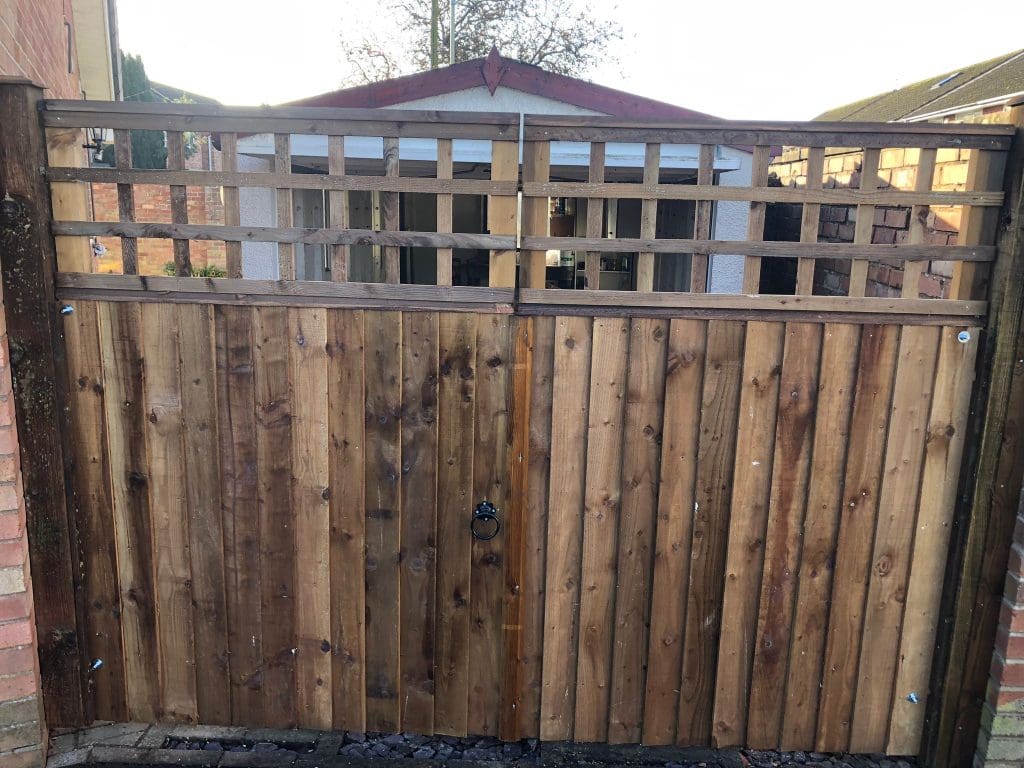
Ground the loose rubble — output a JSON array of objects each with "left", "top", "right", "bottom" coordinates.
[{"left": 338, "top": 731, "right": 539, "bottom": 762}]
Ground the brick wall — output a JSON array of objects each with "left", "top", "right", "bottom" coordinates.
[
  {"left": 0, "top": 0, "right": 81, "bottom": 98},
  {"left": 89, "top": 139, "right": 227, "bottom": 274},
  {"left": 0, "top": 285, "right": 45, "bottom": 768},
  {"left": 767, "top": 146, "right": 968, "bottom": 298},
  {"left": 977, "top": 488, "right": 1024, "bottom": 767}
]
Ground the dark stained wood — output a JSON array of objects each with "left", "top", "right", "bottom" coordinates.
[
  {"left": 112, "top": 128, "right": 137, "bottom": 274},
  {"left": 0, "top": 81, "right": 86, "bottom": 726},
  {"left": 469, "top": 314, "right": 511, "bottom": 736},
  {"left": 166, "top": 131, "right": 192, "bottom": 276},
  {"left": 690, "top": 144, "right": 714, "bottom": 291},
  {"left": 216, "top": 305, "right": 263, "bottom": 725},
  {"left": 585, "top": 143, "right": 606, "bottom": 289},
  {"left": 399, "top": 312, "right": 440, "bottom": 733},
  {"left": 219, "top": 133, "right": 242, "bottom": 278},
  {"left": 434, "top": 313, "right": 477, "bottom": 735},
  {"left": 328, "top": 309, "right": 367, "bottom": 731},
  {"left": 275, "top": 134, "right": 294, "bottom": 280},
  {"left": 382, "top": 138, "right": 400, "bottom": 284},
  {"left": 364, "top": 311, "right": 403, "bottom": 732},
  {"left": 643, "top": 319, "right": 707, "bottom": 744},
  {"left": 678, "top": 320, "right": 745, "bottom": 745},
  {"left": 177, "top": 303, "right": 230, "bottom": 724},
  {"left": 816, "top": 325, "right": 900, "bottom": 752},
  {"left": 608, "top": 318, "right": 668, "bottom": 742}
]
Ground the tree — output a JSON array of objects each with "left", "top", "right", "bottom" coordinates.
[
  {"left": 101, "top": 52, "right": 167, "bottom": 169},
  {"left": 338, "top": 0, "right": 622, "bottom": 85}
]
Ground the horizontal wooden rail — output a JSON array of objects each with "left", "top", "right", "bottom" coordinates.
[
  {"left": 518, "top": 288, "right": 986, "bottom": 322},
  {"left": 42, "top": 100, "right": 520, "bottom": 140},
  {"left": 52, "top": 221, "right": 514, "bottom": 250},
  {"left": 55, "top": 273, "right": 515, "bottom": 313},
  {"left": 523, "top": 115, "right": 1015, "bottom": 150},
  {"left": 47, "top": 166, "right": 519, "bottom": 196},
  {"left": 520, "top": 237, "right": 994, "bottom": 261},
  {"left": 521, "top": 182, "right": 1004, "bottom": 207}
]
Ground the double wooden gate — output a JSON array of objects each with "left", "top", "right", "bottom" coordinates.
[{"left": 2, "top": 86, "right": 1022, "bottom": 762}]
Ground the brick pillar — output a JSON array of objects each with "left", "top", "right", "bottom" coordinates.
[
  {"left": 0, "top": 284, "right": 45, "bottom": 766},
  {"left": 977, "top": 487, "right": 1024, "bottom": 767}
]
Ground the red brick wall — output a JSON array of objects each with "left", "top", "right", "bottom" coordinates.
[
  {"left": 0, "top": 284, "right": 45, "bottom": 768},
  {"left": 90, "top": 140, "right": 227, "bottom": 274},
  {"left": 0, "top": 0, "right": 81, "bottom": 98}
]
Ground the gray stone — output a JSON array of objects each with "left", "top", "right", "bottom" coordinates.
[
  {"left": 346, "top": 732, "right": 367, "bottom": 744},
  {"left": 253, "top": 742, "right": 278, "bottom": 752},
  {"left": 202, "top": 742, "right": 222, "bottom": 751},
  {"left": 45, "top": 746, "right": 90, "bottom": 768},
  {"left": 413, "top": 747, "right": 436, "bottom": 759},
  {"left": 370, "top": 742, "right": 392, "bottom": 758},
  {"left": 383, "top": 733, "right": 406, "bottom": 746}
]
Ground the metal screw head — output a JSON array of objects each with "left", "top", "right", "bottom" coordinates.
[
  {"left": 957, "top": 331, "right": 971, "bottom": 344},
  {"left": 907, "top": 692, "right": 919, "bottom": 704},
  {"left": 60, "top": 305, "right": 74, "bottom": 316}
]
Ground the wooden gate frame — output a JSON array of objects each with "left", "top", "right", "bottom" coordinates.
[{"left": 2, "top": 79, "right": 1024, "bottom": 759}]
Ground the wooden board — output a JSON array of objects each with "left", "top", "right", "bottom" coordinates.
[
  {"left": 643, "top": 319, "right": 707, "bottom": 744},
  {"left": 399, "top": 312, "right": 440, "bottom": 733},
  {"left": 363, "top": 311, "right": 403, "bottom": 732},
  {"left": 712, "top": 321, "right": 786, "bottom": 746},
  {"left": 290, "top": 308, "right": 332, "bottom": 728},
  {"left": 540, "top": 316, "right": 592, "bottom": 741},
  {"left": 328, "top": 309, "right": 367, "bottom": 731},
  {"left": 608, "top": 318, "right": 668, "bottom": 743},
  {"left": 574, "top": 317, "right": 630, "bottom": 743},
  {"left": 678, "top": 321, "right": 745, "bottom": 744},
  {"left": 434, "top": 313, "right": 477, "bottom": 735}
]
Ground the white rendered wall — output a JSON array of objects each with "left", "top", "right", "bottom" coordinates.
[
  {"left": 709, "top": 145, "right": 753, "bottom": 294},
  {"left": 238, "top": 154, "right": 278, "bottom": 279}
]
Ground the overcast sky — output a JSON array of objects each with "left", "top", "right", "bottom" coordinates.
[{"left": 116, "top": 0, "right": 1022, "bottom": 120}]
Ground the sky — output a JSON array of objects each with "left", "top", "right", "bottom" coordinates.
[{"left": 115, "top": 0, "right": 1023, "bottom": 120}]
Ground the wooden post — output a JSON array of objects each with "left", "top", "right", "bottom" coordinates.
[
  {"left": 0, "top": 79, "right": 86, "bottom": 726},
  {"left": 924, "top": 115, "right": 1024, "bottom": 767},
  {"left": 521, "top": 141, "right": 550, "bottom": 290}
]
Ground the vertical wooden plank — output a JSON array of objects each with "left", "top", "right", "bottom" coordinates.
[
  {"left": 328, "top": 309, "right": 367, "bottom": 731},
  {"left": 635, "top": 144, "right": 661, "bottom": 292},
  {"left": 44, "top": 126, "right": 93, "bottom": 272},
  {"left": 574, "top": 317, "right": 630, "bottom": 743},
  {"left": 643, "top": 319, "right": 707, "bottom": 744},
  {"left": 816, "top": 325, "right": 901, "bottom": 752},
  {"left": 677, "top": 320, "right": 745, "bottom": 745},
  {"left": 848, "top": 148, "right": 881, "bottom": 297},
  {"left": 608, "top": 318, "right": 668, "bottom": 743},
  {"left": 166, "top": 131, "right": 192, "bottom": 276},
  {"left": 364, "top": 310, "right": 402, "bottom": 732},
  {"left": 328, "top": 136, "right": 350, "bottom": 282},
  {"left": 850, "top": 325, "right": 941, "bottom": 753},
  {"left": 540, "top": 316, "right": 592, "bottom": 742},
  {"left": 516, "top": 315, "right": 554, "bottom": 739},
  {"left": 780, "top": 324, "right": 860, "bottom": 748},
  {"left": 217, "top": 305, "right": 262, "bottom": 725},
  {"left": 436, "top": 140, "right": 453, "bottom": 286},
  {"left": 522, "top": 141, "right": 551, "bottom": 289},
  {"left": 501, "top": 316, "right": 534, "bottom": 740},
  {"left": 488, "top": 141, "right": 518, "bottom": 287},
  {"left": 220, "top": 133, "right": 243, "bottom": 279},
  {"left": 253, "top": 305, "right": 296, "bottom": 728},
  {"left": 382, "top": 138, "right": 401, "bottom": 283},
  {"left": 434, "top": 313, "right": 477, "bottom": 735},
  {"left": 747, "top": 323, "right": 823, "bottom": 748},
  {"left": 712, "top": 321, "right": 786, "bottom": 747},
  {"left": 400, "top": 311, "right": 440, "bottom": 733},
  {"left": 66, "top": 300, "right": 125, "bottom": 721},
  {"left": 275, "top": 133, "right": 294, "bottom": 280},
  {"left": 886, "top": 327, "right": 978, "bottom": 754},
  {"left": 98, "top": 301, "right": 157, "bottom": 721},
  {"left": 796, "top": 147, "right": 825, "bottom": 295},
  {"left": 742, "top": 146, "right": 772, "bottom": 293},
  {"left": 950, "top": 149, "right": 1007, "bottom": 300},
  {"left": 690, "top": 145, "right": 715, "bottom": 292},
  {"left": 141, "top": 301, "right": 197, "bottom": 722},
  {"left": 901, "top": 148, "right": 937, "bottom": 299},
  {"left": 178, "top": 303, "right": 230, "bottom": 724},
  {"left": 113, "top": 129, "right": 138, "bottom": 274},
  {"left": 469, "top": 314, "right": 511, "bottom": 737},
  {"left": 290, "top": 308, "right": 333, "bottom": 728},
  {"left": 585, "top": 143, "right": 606, "bottom": 289}
]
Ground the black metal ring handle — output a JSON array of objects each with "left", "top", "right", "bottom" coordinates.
[{"left": 471, "top": 500, "right": 501, "bottom": 541}]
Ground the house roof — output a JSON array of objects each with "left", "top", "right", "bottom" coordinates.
[
  {"left": 816, "top": 49, "right": 1024, "bottom": 122},
  {"left": 149, "top": 81, "right": 220, "bottom": 105},
  {"left": 288, "top": 48, "right": 720, "bottom": 123}
]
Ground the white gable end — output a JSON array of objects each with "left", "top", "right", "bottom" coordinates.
[{"left": 387, "top": 85, "right": 607, "bottom": 115}]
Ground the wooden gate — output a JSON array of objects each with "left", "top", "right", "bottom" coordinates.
[{"left": 2, "top": 85, "right": 1021, "bottom": 759}]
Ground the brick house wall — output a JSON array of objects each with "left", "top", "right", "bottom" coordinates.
[
  {"left": 89, "top": 139, "right": 227, "bottom": 274},
  {"left": 766, "top": 146, "right": 968, "bottom": 298},
  {"left": 0, "top": 285, "right": 46, "bottom": 768},
  {"left": 0, "top": 0, "right": 81, "bottom": 98}
]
